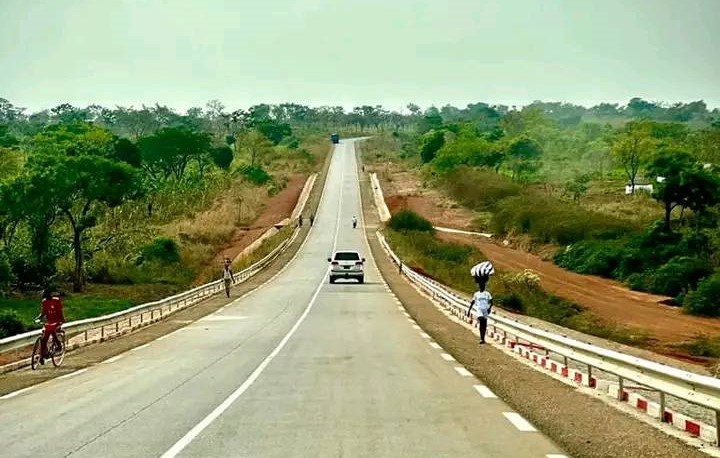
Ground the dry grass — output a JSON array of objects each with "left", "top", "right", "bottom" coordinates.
[{"left": 581, "top": 178, "right": 664, "bottom": 225}]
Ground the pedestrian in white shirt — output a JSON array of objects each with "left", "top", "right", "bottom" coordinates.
[
  {"left": 222, "top": 258, "right": 235, "bottom": 298},
  {"left": 466, "top": 284, "right": 493, "bottom": 344}
]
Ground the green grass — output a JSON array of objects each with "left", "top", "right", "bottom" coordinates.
[{"left": 0, "top": 283, "right": 180, "bottom": 333}]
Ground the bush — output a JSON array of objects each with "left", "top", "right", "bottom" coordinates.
[
  {"left": 139, "top": 238, "right": 180, "bottom": 265},
  {"left": 554, "top": 239, "right": 629, "bottom": 278},
  {"left": 492, "top": 193, "right": 629, "bottom": 245},
  {"left": 684, "top": 272, "right": 720, "bottom": 316},
  {"left": 0, "top": 252, "right": 11, "bottom": 293},
  {"left": 440, "top": 167, "right": 521, "bottom": 211},
  {"left": 648, "top": 256, "right": 712, "bottom": 297},
  {"left": 388, "top": 210, "right": 435, "bottom": 233},
  {"left": 238, "top": 164, "right": 271, "bottom": 185},
  {"left": 0, "top": 311, "right": 25, "bottom": 338}
]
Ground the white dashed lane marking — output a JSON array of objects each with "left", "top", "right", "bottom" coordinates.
[
  {"left": 429, "top": 342, "right": 442, "bottom": 350},
  {"left": 412, "top": 325, "right": 421, "bottom": 330},
  {"left": 454, "top": 367, "right": 473, "bottom": 377},
  {"left": 546, "top": 455, "right": 569, "bottom": 458},
  {"left": 503, "top": 412, "right": 537, "bottom": 432},
  {"left": 473, "top": 385, "right": 498, "bottom": 398},
  {"left": 420, "top": 332, "right": 431, "bottom": 339},
  {"left": 440, "top": 353, "right": 455, "bottom": 362}
]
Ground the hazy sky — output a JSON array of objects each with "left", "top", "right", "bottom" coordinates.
[{"left": 1, "top": 0, "right": 718, "bottom": 113}]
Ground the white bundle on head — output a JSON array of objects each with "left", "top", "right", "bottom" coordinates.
[{"left": 470, "top": 261, "right": 495, "bottom": 278}]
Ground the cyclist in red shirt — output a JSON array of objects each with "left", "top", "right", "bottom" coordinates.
[{"left": 36, "top": 289, "right": 66, "bottom": 364}]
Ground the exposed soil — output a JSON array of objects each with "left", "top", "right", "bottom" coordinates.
[
  {"left": 195, "top": 174, "right": 307, "bottom": 283},
  {"left": 377, "top": 163, "right": 720, "bottom": 349}
]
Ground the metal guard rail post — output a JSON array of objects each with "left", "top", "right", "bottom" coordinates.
[
  {"left": 376, "top": 231, "right": 720, "bottom": 444},
  {"left": 0, "top": 227, "right": 300, "bottom": 355}
]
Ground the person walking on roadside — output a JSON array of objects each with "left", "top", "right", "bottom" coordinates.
[
  {"left": 298, "top": 215, "right": 303, "bottom": 227},
  {"left": 222, "top": 258, "right": 235, "bottom": 298},
  {"left": 466, "top": 284, "right": 493, "bottom": 344},
  {"left": 309, "top": 213, "right": 315, "bottom": 227}
]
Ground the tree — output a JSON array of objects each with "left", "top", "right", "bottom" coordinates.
[
  {"left": 29, "top": 154, "right": 138, "bottom": 291},
  {"left": 504, "top": 136, "right": 542, "bottom": 181},
  {"left": 240, "top": 130, "right": 274, "bottom": 167},
  {"left": 251, "top": 119, "right": 291, "bottom": 145},
  {"left": 113, "top": 138, "right": 142, "bottom": 167},
  {"left": 138, "top": 127, "right": 212, "bottom": 181},
  {"left": 420, "top": 130, "right": 445, "bottom": 163},
  {"left": 432, "top": 132, "right": 503, "bottom": 174},
  {"left": 648, "top": 151, "right": 720, "bottom": 230},
  {"left": 211, "top": 146, "right": 234, "bottom": 170},
  {"left": 612, "top": 121, "right": 656, "bottom": 193},
  {"left": 563, "top": 173, "right": 591, "bottom": 203}
]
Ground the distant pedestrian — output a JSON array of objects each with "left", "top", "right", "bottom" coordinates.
[
  {"left": 466, "top": 284, "right": 493, "bottom": 344},
  {"left": 309, "top": 213, "right": 315, "bottom": 226},
  {"left": 298, "top": 215, "right": 303, "bottom": 227},
  {"left": 222, "top": 258, "right": 235, "bottom": 298}
]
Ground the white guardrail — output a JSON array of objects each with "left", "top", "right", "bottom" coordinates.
[
  {"left": 377, "top": 230, "right": 720, "bottom": 444},
  {"left": 0, "top": 226, "right": 301, "bottom": 358}
]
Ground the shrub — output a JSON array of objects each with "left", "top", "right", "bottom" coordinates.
[
  {"left": 0, "top": 311, "right": 25, "bottom": 338},
  {"left": 0, "top": 252, "right": 11, "bottom": 293},
  {"left": 684, "top": 272, "right": 720, "bottom": 316},
  {"left": 388, "top": 210, "right": 435, "bottom": 233},
  {"left": 554, "top": 239, "right": 629, "bottom": 278},
  {"left": 440, "top": 167, "right": 521, "bottom": 211},
  {"left": 649, "top": 256, "right": 712, "bottom": 297},
  {"left": 237, "top": 164, "right": 271, "bottom": 185},
  {"left": 139, "top": 238, "right": 180, "bottom": 265}
]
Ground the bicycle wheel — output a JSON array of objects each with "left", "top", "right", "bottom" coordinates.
[
  {"left": 31, "top": 337, "right": 41, "bottom": 370},
  {"left": 51, "top": 331, "right": 66, "bottom": 367}
]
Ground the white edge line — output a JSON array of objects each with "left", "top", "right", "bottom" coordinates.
[
  {"left": 131, "top": 343, "right": 150, "bottom": 352},
  {"left": 103, "top": 354, "right": 125, "bottom": 364},
  {"left": 420, "top": 332, "right": 431, "bottom": 339},
  {"left": 58, "top": 368, "right": 88, "bottom": 380},
  {"left": 473, "top": 384, "right": 498, "bottom": 398},
  {"left": 0, "top": 386, "right": 34, "bottom": 400},
  {"left": 503, "top": 412, "right": 537, "bottom": 432},
  {"left": 546, "top": 455, "right": 570, "bottom": 458},
  {"left": 454, "top": 366, "right": 473, "bottom": 377},
  {"left": 440, "top": 352, "right": 456, "bottom": 362},
  {"left": 430, "top": 342, "right": 442, "bottom": 350}
]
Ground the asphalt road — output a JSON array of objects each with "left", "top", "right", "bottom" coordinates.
[{"left": 0, "top": 140, "right": 568, "bottom": 458}]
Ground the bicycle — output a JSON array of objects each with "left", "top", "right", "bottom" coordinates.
[{"left": 31, "top": 322, "right": 66, "bottom": 370}]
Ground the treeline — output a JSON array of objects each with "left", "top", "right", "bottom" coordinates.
[{"left": 0, "top": 98, "right": 307, "bottom": 295}]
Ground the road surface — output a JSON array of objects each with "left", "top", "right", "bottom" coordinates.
[{"left": 0, "top": 140, "right": 568, "bottom": 458}]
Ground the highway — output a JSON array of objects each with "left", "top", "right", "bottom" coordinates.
[{"left": 0, "top": 140, "right": 568, "bottom": 457}]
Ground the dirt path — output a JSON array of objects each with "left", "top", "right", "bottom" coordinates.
[
  {"left": 378, "top": 167, "right": 720, "bottom": 347},
  {"left": 195, "top": 174, "right": 306, "bottom": 283}
]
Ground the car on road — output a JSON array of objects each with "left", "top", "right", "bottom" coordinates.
[{"left": 328, "top": 250, "right": 365, "bottom": 284}]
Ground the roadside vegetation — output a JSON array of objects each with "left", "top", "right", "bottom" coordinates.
[
  {"left": 362, "top": 99, "right": 720, "bottom": 320},
  {"left": 387, "top": 210, "right": 651, "bottom": 347},
  {"left": 0, "top": 99, "right": 358, "bottom": 336}
]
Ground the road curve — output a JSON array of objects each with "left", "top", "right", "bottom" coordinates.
[{"left": 0, "top": 140, "right": 568, "bottom": 458}]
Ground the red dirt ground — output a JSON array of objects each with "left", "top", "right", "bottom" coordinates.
[
  {"left": 196, "top": 174, "right": 306, "bottom": 283},
  {"left": 381, "top": 172, "right": 720, "bottom": 347}
]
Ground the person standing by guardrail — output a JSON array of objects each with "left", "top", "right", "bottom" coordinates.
[
  {"left": 466, "top": 284, "right": 493, "bottom": 344},
  {"left": 222, "top": 258, "right": 235, "bottom": 298}
]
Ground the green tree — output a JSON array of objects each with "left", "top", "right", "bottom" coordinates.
[
  {"left": 612, "top": 121, "right": 656, "bottom": 193},
  {"left": 113, "top": 138, "right": 142, "bottom": 167},
  {"left": 420, "top": 130, "right": 445, "bottom": 163},
  {"left": 138, "top": 127, "right": 212, "bottom": 181},
  {"left": 505, "top": 136, "right": 542, "bottom": 181},
  {"left": 648, "top": 151, "right": 720, "bottom": 230},
  {"left": 252, "top": 119, "right": 291, "bottom": 145},
  {"left": 211, "top": 145, "right": 234, "bottom": 170},
  {"left": 29, "top": 154, "right": 139, "bottom": 291}
]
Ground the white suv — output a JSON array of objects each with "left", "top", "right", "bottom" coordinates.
[{"left": 328, "top": 250, "right": 365, "bottom": 284}]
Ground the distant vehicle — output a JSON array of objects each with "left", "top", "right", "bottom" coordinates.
[
  {"left": 328, "top": 250, "right": 365, "bottom": 284},
  {"left": 330, "top": 133, "right": 340, "bottom": 144}
]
